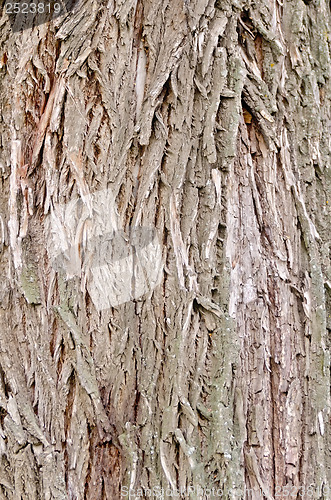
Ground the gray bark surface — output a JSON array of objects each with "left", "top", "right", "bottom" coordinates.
[{"left": 0, "top": 0, "right": 330, "bottom": 498}]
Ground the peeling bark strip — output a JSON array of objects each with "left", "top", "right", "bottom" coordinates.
[{"left": 0, "top": 0, "right": 330, "bottom": 498}]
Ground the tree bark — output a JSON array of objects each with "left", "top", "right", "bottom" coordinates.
[{"left": 0, "top": 0, "right": 330, "bottom": 498}]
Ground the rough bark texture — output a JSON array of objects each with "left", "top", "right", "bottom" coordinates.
[{"left": 0, "top": 0, "right": 330, "bottom": 498}]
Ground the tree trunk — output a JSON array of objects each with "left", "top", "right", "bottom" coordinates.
[{"left": 0, "top": 0, "right": 330, "bottom": 498}]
